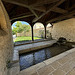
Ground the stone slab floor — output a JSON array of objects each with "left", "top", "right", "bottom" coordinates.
[{"left": 18, "top": 48, "right": 75, "bottom": 75}]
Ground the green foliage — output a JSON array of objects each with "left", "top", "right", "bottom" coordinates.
[
  {"left": 12, "top": 27, "right": 17, "bottom": 35},
  {"left": 12, "top": 29, "right": 16, "bottom": 35},
  {"left": 39, "top": 30, "right": 45, "bottom": 38},
  {"left": 12, "top": 21, "right": 30, "bottom": 35},
  {"left": 46, "top": 30, "right": 49, "bottom": 34}
]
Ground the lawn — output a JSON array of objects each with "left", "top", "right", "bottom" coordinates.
[{"left": 14, "top": 36, "right": 41, "bottom": 42}]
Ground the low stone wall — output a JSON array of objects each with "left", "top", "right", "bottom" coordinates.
[
  {"left": 17, "top": 31, "right": 32, "bottom": 37},
  {"left": 52, "top": 18, "right": 75, "bottom": 42},
  {"left": 17, "top": 27, "right": 52, "bottom": 38}
]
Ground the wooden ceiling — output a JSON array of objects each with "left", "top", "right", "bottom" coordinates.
[{"left": 2, "top": 0, "right": 75, "bottom": 24}]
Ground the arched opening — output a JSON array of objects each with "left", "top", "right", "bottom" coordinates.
[
  {"left": 46, "top": 23, "right": 53, "bottom": 39},
  {"left": 33, "top": 22, "right": 45, "bottom": 40},
  {"left": 12, "top": 21, "right": 32, "bottom": 43}
]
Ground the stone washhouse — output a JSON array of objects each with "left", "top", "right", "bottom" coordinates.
[{"left": 0, "top": 0, "right": 75, "bottom": 75}]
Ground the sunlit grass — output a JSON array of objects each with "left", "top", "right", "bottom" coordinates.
[{"left": 14, "top": 36, "right": 41, "bottom": 42}]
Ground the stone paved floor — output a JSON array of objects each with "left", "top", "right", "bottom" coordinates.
[{"left": 18, "top": 48, "right": 75, "bottom": 75}]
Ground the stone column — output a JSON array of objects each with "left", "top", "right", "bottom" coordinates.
[{"left": 0, "top": 0, "right": 13, "bottom": 75}]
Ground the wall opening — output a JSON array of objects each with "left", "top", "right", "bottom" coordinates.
[
  {"left": 33, "top": 22, "right": 45, "bottom": 40},
  {"left": 46, "top": 23, "right": 53, "bottom": 39},
  {"left": 12, "top": 21, "right": 32, "bottom": 42}
]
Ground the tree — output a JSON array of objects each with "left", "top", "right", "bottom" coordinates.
[
  {"left": 12, "top": 21, "right": 30, "bottom": 35},
  {"left": 22, "top": 24, "right": 30, "bottom": 32},
  {"left": 12, "top": 27, "right": 18, "bottom": 35},
  {"left": 15, "top": 21, "right": 23, "bottom": 33}
]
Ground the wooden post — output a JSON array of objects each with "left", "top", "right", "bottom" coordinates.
[
  {"left": 31, "top": 25, "right": 34, "bottom": 41},
  {"left": 44, "top": 25, "right": 47, "bottom": 39}
]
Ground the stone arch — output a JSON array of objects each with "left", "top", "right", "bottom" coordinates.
[
  {"left": 46, "top": 23, "right": 53, "bottom": 39},
  {"left": 12, "top": 21, "right": 32, "bottom": 42},
  {"left": 33, "top": 22, "right": 45, "bottom": 40}
]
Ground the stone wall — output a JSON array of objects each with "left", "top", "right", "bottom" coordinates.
[
  {"left": 0, "top": 0, "right": 13, "bottom": 75},
  {"left": 52, "top": 18, "right": 75, "bottom": 42},
  {"left": 17, "top": 31, "right": 32, "bottom": 37}
]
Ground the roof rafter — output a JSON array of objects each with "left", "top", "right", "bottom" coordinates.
[
  {"left": 30, "top": 0, "right": 60, "bottom": 7},
  {"left": 69, "top": 5, "right": 75, "bottom": 11},
  {"left": 28, "top": 7, "right": 39, "bottom": 18},
  {"left": 33, "top": 6, "right": 46, "bottom": 12},
  {"left": 32, "top": 0, "right": 66, "bottom": 22},
  {"left": 11, "top": 14, "right": 34, "bottom": 21},
  {"left": 47, "top": 10, "right": 75, "bottom": 23},
  {"left": 2, "top": 0, "right": 39, "bottom": 17},
  {"left": 32, "top": 7, "right": 68, "bottom": 13},
  {"left": 65, "top": 0, "right": 70, "bottom": 10},
  {"left": 52, "top": 7, "right": 68, "bottom": 14}
]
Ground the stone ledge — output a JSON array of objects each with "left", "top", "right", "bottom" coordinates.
[
  {"left": 14, "top": 39, "right": 48, "bottom": 46},
  {"left": 13, "top": 40, "right": 57, "bottom": 62}
]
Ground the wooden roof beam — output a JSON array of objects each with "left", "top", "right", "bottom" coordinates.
[
  {"left": 65, "top": 0, "right": 70, "bottom": 10},
  {"left": 2, "top": 0, "right": 39, "bottom": 17},
  {"left": 33, "top": 6, "right": 46, "bottom": 12},
  {"left": 30, "top": 0, "right": 60, "bottom": 7},
  {"left": 47, "top": 10, "right": 75, "bottom": 23},
  {"left": 10, "top": 14, "right": 34, "bottom": 21},
  {"left": 52, "top": 7, "right": 68, "bottom": 14},
  {"left": 2, "top": 0, "right": 29, "bottom": 7},
  {"left": 69, "top": 4, "right": 75, "bottom": 11},
  {"left": 28, "top": 7, "right": 39, "bottom": 18},
  {"left": 32, "top": 0, "right": 66, "bottom": 22},
  {"left": 2, "top": 0, "right": 46, "bottom": 12}
]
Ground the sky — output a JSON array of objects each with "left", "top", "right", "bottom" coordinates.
[{"left": 12, "top": 21, "right": 29, "bottom": 29}]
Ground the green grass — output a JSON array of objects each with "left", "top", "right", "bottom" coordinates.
[{"left": 14, "top": 36, "right": 41, "bottom": 42}]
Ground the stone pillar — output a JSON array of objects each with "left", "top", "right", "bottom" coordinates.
[{"left": 0, "top": 0, "right": 13, "bottom": 75}]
